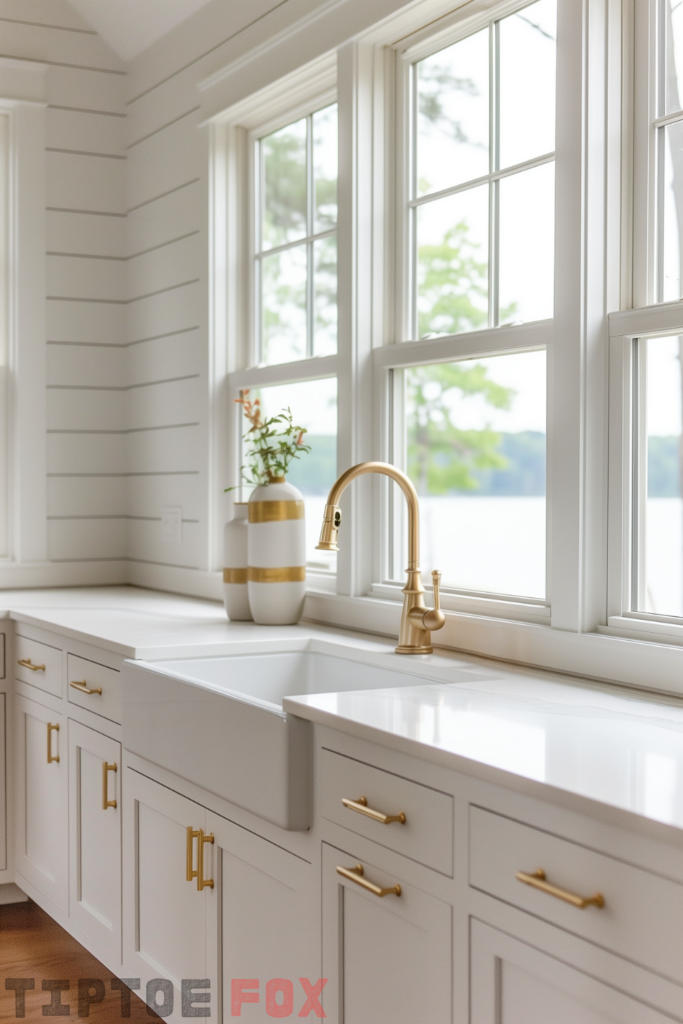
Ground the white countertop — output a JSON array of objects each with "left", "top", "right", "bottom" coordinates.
[{"left": 5, "top": 585, "right": 683, "bottom": 839}]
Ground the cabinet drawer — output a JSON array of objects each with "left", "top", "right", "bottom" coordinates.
[
  {"left": 321, "top": 748, "right": 453, "bottom": 875},
  {"left": 470, "top": 805, "right": 683, "bottom": 985},
  {"left": 15, "top": 635, "right": 62, "bottom": 697},
  {"left": 67, "top": 655, "right": 121, "bottom": 723}
]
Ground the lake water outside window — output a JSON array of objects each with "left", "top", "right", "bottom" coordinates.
[
  {"left": 402, "top": 350, "right": 546, "bottom": 599},
  {"left": 249, "top": 377, "right": 337, "bottom": 571},
  {"left": 634, "top": 336, "right": 683, "bottom": 616}
]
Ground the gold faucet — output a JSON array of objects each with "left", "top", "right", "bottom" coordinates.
[{"left": 316, "top": 461, "right": 445, "bottom": 654}]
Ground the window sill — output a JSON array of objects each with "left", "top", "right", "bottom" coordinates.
[{"left": 369, "top": 582, "right": 550, "bottom": 625}]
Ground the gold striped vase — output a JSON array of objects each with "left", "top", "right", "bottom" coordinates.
[
  {"left": 247, "top": 479, "right": 306, "bottom": 625},
  {"left": 222, "top": 503, "right": 252, "bottom": 621}
]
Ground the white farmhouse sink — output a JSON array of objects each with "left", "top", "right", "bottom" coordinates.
[{"left": 122, "top": 645, "right": 493, "bottom": 830}]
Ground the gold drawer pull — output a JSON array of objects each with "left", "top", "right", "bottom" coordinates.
[
  {"left": 186, "top": 826, "right": 199, "bottom": 882},
  {"left": 102, "top": 762, "right": 117, "bottom": 809},
  {"left": 516, "top": 868, "right": 605, "bottom": 910},
  {"left": 342, "top": 795, "right": 406, "bottom": 825},
  {"left": 47, "top": 722, "right": 59, "bottom": 764},
  {"left": 70, "top": 679, "right": 102, "bottom": 695},
  {"left": 336, "top": 863, "right": 401, "bottom": 898},
  {"left": 19, "top": 658, "right": 45, "bottom": 672},
  {"left": 197, "top": 829, "right": 214, "bottom": 891}
]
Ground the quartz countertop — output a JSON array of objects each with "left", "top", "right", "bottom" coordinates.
[{"left": 5, "top": 585, "right": 683, "bottom": 839}]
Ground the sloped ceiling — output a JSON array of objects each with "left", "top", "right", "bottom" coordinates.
[{"left": 67, "top": 0, "right": 216, "bottom": 61}]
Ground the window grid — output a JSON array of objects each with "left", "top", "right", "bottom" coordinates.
[
  {"left": 254, "top": 110, "right": 337, "bottom": 367},
  {"left": 407, "top": 10, "right": 556, "bottom": 339}
]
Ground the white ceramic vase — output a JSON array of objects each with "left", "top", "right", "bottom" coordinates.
[
  {"left": 247, "top": 478, "right": 306, "bottom": 625},
  {"left": 223, "top": 503, "right": 252, "bottom": 621}
]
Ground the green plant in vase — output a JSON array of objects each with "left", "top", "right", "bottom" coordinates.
[{"left": 228, "top": 389, "right": 311, "bottom": 489}]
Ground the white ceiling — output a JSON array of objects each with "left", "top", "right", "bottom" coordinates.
[{"left": 67, "top": 0, "right": 216, "bottom": 61}]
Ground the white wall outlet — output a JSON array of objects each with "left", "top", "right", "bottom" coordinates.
[{"left": 161, "top": 506, "right": 182, "bottom": 542}]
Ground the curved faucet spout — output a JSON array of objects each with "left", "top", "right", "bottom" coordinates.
[
  {"left": 316, "top": 461, "right": 420, "bottom": 570},
  {"left": 316, "top": 461, "right": 445, "bottom": 654}
]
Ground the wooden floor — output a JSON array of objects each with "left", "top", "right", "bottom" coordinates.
[{"left": 0, "top": 900, "right": 153, "bottom": 1022}]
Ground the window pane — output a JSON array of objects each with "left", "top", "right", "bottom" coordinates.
[
  {"left": 634, "top": 336, "right": 683, "bottom": 616},
  {"left": 499, "top": 0, "right": 557, "bottom": 169},
  {"left": 416, "top": 185, "right": 489, "bottom": 338},
  {"left": 313, "top": 105, "right": 337, "bottom": 232},
  {"left": 403, "top": 351, "right": 546, "bottom": 598},
  {"left": 660, "top": 120, "right": 683, "bottom": 301},
  {"left": 314, "top": 235, "right": 337, "bottom": 356},
  {"left": 499, "top": 162, "right": 555, "bottom": 323},
  {"left": 415, "top": 28, "right": 489, "bottom": 197},
  {"left": 666, "top": 0, "right": 683, "bottom": 116},
  {"left": 260, "top": 245, "right": 307, "bottom": 364},
  {"left": 261, "top": 117, "right": 307, "bottom": 251},
  {"left": 254, "top": 378, "right": 338, "bottom": 571}
]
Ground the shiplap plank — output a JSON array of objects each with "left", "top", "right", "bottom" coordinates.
[
  {"left": 127, "top": 425, "right": 200, "bottom": 474},
  {"left": 47, "top": 343, "right": 125, "bottom": 388},
  {"left": 128, "top": 233, "right": 202, "bottom": 300},
  {"left": 128, "top": 280, "right": 202, "bottom": 341},
  {"left": 0, "top": 0, "right": 95, "bottom": 32},
  {"left": 128, "top": 330, "right": 201, "bottom": 385},
  {"left": 47, "top": 298, "right": 124, "bottom": 344},
  {"left": 125, "top": 0, "right": 279, "bottom": 102},
  {"left": 47, "top": 433, "right": 126, "bottom": 475},
  {"left": 47, "top": 151, "right": 125, "bottom": 213},
  {"left": 128, "top": 520, "right": 201, "bottom": 568},
  {"left": 127, "top": 114, "right": 202, "bottom": 210},
  {"left": 128, "top": 474, "right": 201, "bottom": 520},
  {"left": 47, "top": 107, "right": 124, "bottom": 155},
  {"left": 127, "top": 180, "right": 201, "bottom": 257},
  {"left": 48, "top": 518, "right": 126, "bottom": 560},
  {"left": 47, "top": 210, "right": 124, "bottom": 257},
  {"left": 126, "top": 68, "right": 200, "bottom": 148},
  {"left": 47, "top": 254, "right": 124, "bottom": 301},
  {"left": 128, "top": 377, "right": 201, "bottom": 430},
  {"left": 48, "top": 65, "right": 125, "bottom": 113},
  {"left": 47, "top": 476, "right": 127, "bottom": 518},
  {"left": 47, "top": 388, "right": 123, "bottom": 432},
  {"left": 0, "top": 20, "right": 124, "bottom": 71}
]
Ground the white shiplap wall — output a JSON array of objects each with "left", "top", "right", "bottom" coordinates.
[{"left": 1, "top": 0, "right": 127, "bottom": 573}]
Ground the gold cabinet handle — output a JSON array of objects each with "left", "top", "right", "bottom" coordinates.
[
  {"left": 516, "top": 868, "right": 605, "bottom": 910},
  {"left": 341, "top": 795, "right": 406, "bottom": 825},
  {"left": 102, "top": 762, "right": 117, "bottom": 810},
  {"left": 197, "top": 829, "right": 215, "bottom": 891},
  {"left": 186, "top": 826, "right": 199, "bottom": 882},
  {"left": 336, "top": 863, "right": 401, "bottom": 898},
  {"left": 47, "top": 722, "right": 60, "bottom": 763},
  {"left": 19, "top": 658, "right": 45, "bottom": 672},
  {"left": 71, "top": 679, "right": 102, "bottom": 696}
]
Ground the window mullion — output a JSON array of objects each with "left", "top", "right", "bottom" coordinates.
[{"left": 306, "top": 112, "right": 314, "bottom": 359}]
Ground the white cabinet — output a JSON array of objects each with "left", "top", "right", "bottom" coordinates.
[
  {"left": 123, "top": 768, "right": 216, "bottom": 1022},
  {"left": 209, "top": 810, "right": 317, "bottom": 1022},
  {"left": 68, "top": 720, "right": 122, "bottom": 963},
  {"left": 471, "top": 919, "right": 677, "bottom": 1024},
  {"left": 15, "top": 694, "right": 68, "bottom": 912},
  {"left": 0, "top": 693, "right": 6, "bottom": 873},
  {"left": 321, "top": 842, "right": 452, "bottom": 1024}
]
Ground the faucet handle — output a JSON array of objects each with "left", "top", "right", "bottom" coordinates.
[{"left": 422, "top": 570, "right": 445, "bottom": 632}]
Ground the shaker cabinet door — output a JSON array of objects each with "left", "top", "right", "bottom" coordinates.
[
  {"left": 471, "top": 919, "right": 677, "bottom": 1024},
  {"left": 321, "top": 842, "right": 452, "bottom": 1024},
  {"left": 122, "top": 769, "right": 216, "bottom": 1024},
  {"left": 15, "top": 695, "right": 68, "bottom": 912},
  {"left": 68, "top": 720, "right": 122, "bottom": 964}
]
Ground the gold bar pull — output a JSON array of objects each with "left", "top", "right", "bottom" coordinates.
[
  {"left": 19, "top": 658, "right": 45, "bottom": 672},
  {"left": 341, "top": 795, "right": 406, "bottom": 825},
  {"left": 102, "top": 762, "right": 117, "bottom": 810},
  {"left": 197, "top": 829, "right": 215, "bottom": 891},
  {"left": 336, "top": 863, "right": 401, "bottom": 898},
  {"left": 516, "top": 868, "right": 605, "bottom": 910},
  {"left": 71, "top": 679, "right": 102, "bottom": 695},
  {"left": 186, "top": 826, "right": 199, "bottom": 882},
  {"left": 47, "top": 722, "right": 59, "bottom": 763}
]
